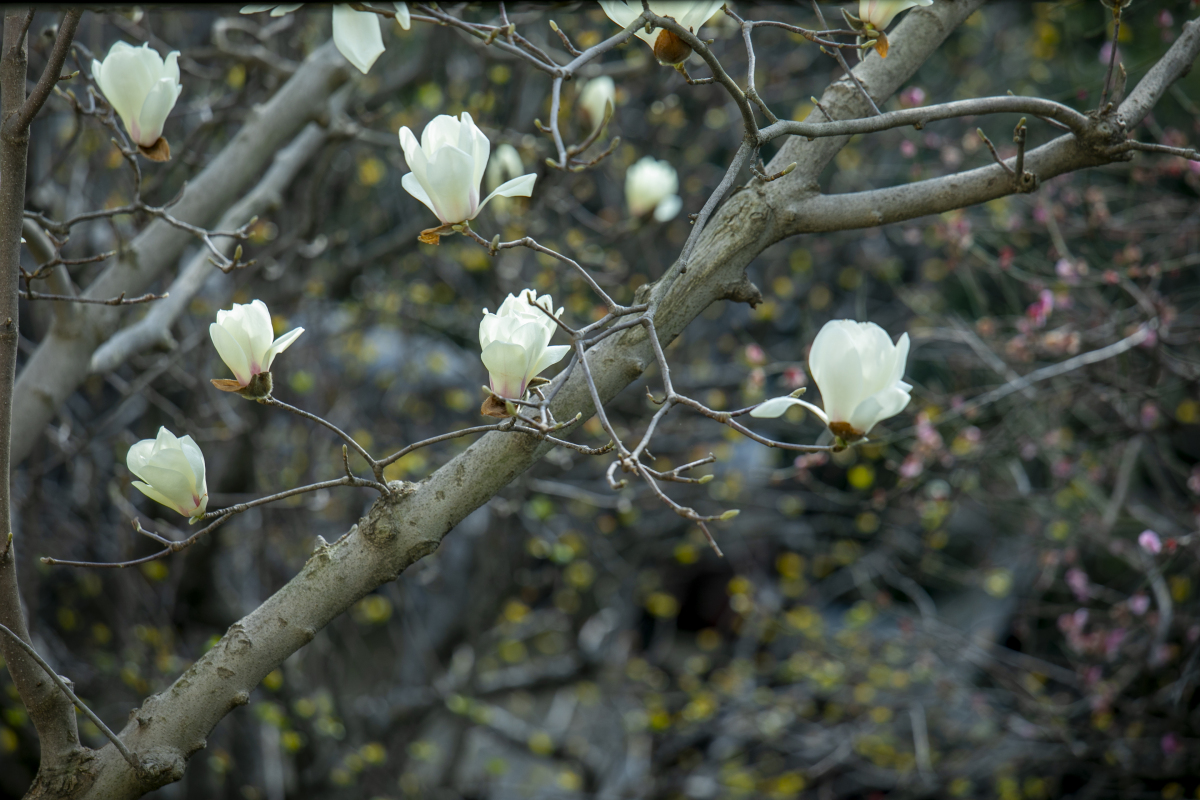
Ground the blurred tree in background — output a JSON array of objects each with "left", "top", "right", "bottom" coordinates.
[{"left": 1, "top": 2, "right": 1199, "bottom": 799}]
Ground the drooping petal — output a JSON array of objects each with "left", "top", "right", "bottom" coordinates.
[
  {"left": 332, "top": 5, "right": 385, "bottom": 74},
  {"left": 394, "top": 2, "right": 411, "bottom": 30},
  {"left": 263, "top": 327, "right": 305, "bottom": 371},
  {"left": 270, "top": 3, "right": 305, "bottom": 15},
  {"left": 210, "top": 321, "right": 253, "bottom": 385},
  {"left": 424, "top": 145, "right": 477, "bottom": 224},
  {"left": 749, "top": 396, "right": 830, "bottom": 423},
  {"left": 478, "top": 173, "right": 537, "bottom": 214},
  {"left": 481, "top": 340, "right": 534, "bottom": 399}
]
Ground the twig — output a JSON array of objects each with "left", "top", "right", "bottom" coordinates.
[
  {"left": 810, "top": 0, "right": 880, "bottom": 116},
  {"left": 20, "top": 290, "right": 166, "bottom": 306},
  {"left": 0, "top": 622, "right": 138, "bottom": 769}
]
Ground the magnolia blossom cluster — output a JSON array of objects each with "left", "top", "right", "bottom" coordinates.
[
  {"left": 752, "top": 320, "right": 912, "bottom": 441},
  {"left": 129, "top": 300, "right": 303, "bottom": 520},
  {"left": 241, "top": 3, "right": 410, "bottom": 74},
  {"left": 91, "top": 42, "right": 183, "bottom": 160}
]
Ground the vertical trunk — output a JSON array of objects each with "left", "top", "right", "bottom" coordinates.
[{"left": 0, "top": 9, "right": 93, "bottom": 797}]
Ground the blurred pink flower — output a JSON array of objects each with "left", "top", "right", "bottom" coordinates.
[
  {"left": 1128, "top": 593, "right": 1150, "bottom": 616},
  {"left": 1066, "top": 568, "right": 1090, "bottom": 602},
  {"left": 899, "top": 86, "right": 927, "bottom": 108},
  {"left": 1138, "top": 529, "right": 1162, "bottom": 554},
  {"left": 1161, "top": 732, "right": 1182, "bottom": 756}
]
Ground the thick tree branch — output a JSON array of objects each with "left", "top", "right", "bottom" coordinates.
[{"left": 1, "top": 8, "right": 90, "bottom": 793}]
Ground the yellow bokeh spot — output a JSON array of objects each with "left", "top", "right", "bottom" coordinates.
[
  {"left": 697, "top": 628, "right": 721, "bottom": 651},
  {"left": 499, "top": 639, "right": 528, "bottom": 663},
  {"left": 565, "top": 560, "right": 595, "bottom": 589},
  {"left": 262, "top": 669, "right": 283, "bottom": 691},
  {"left": 226, "top": 64, "right": 246, "bottom": 90},
  {"left": 1170, "top": 575, "right": 1192, "bottom": 603},
  {"left": 528, "top": 730, "right": 554, "bottom": 755},
  {"left": 352, "top": 594, "right": 393, "bottom": 625},
  {"left": 847, "top": 464, "right": 875, "bottom": 490},
  {"left": 503, "top": 599, "right": 529, "bottom": 624},
  {"left": 984, "top": 569, "right": 1013, "bottom": 598},
  {"left": 674, "top": 542, "right": 699, "bottom": 564},
  {"left": 360, "top": 741, "right": 386, "bottom": 765},
  {"left": 776, "top": 552, "right": 805, "bottom": 580},
  {"left": 0, "top": 727, "right": 17, "bottom": 753},
  {"left": 140, "top": 561, "right": 169, "bottom": 582},
  {"left": 1177, "top": 399, "right": 1199, "bottom": 424},
  {"left": 646, "top": 592, "right": 680, "bottom": 618}
]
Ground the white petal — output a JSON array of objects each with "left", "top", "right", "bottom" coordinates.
[
  {"left": 177, "top": 434, "right": 207, "bottom": 490},
  {"left": 481, "top": 340, "right": 533, "bottom": 399},
  {"left": 529, "top": 344, "right": 571, "bottom": 380},
  {"left": 126, "top": 438, "right": 156, "bottom": 476},
  {"left": 424, "top": 145, "right": 477, "bottom": 223},
  {"left": 809, "top": 322, "right": 864, "bottom": 423},
  {"left": 132, "top": 480, "right": 190, "bottom": 517},
  {"left": 749, "top": 396, "right": 829, "bottom": 423},
  {"left": 459, "top": 112, "right": 490, "bottom": 201},
  {"left": 135, "top": 77, "right": 179, "bottom": 146},
  {"left": 653, "top": 194, "right": 682, "bottom": 222},
  {"left": 478, "top": 173, "right": 537, "bottom": 214},
  {"left": 332, "top": 5, "right": 385, "bottom": 74},
  {"left": 401, "top": 172, "right": 440, "bottom": 220},
  {"left": 210, "top": 321, "right": 252, "bottom": 385},
  {"left": 393, "top": 2, "right": 410, "bottom": 29},
  {"left": 263, "top": 327, "right": 304, "bottom": 371},
  {"left": 244, "top": 300, "right": 276, "bottom": 364}
]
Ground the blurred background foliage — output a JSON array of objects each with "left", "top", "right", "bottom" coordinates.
[{"left": 3, "top": 2, "right": 1200, "bottom": 799}]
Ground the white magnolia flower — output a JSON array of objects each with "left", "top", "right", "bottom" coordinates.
[
  {"left": 127, "top": 427, "right": 209, "bottom": 522},
  {"left": 209, "top": 300, "right": 304, "bottom": 392},
  {"left": 858, "top": 0, "right": 933, "bottom": 31},
  {"left": 240, "top": 3, "right": 410, "bottom": 74},
  {"left": 751, "top": 320, "right": 912, "bottom": 440},
  {"left": 479, "top": 290, "right": 571, "bottom": 404},
  {"left": 599, "top": 1, "right": 723, "bottom": 65},
  {"left": 626, "top": 156, "right": 682, "bottom": 222},
  {"left": 91, "top": 42, "right": 182, "bottom": 156},
  {"left": 579, "top": 76, "right": 616, "bottom": 131},
  {"left": 400, "top": 112, "right": 537, "bottom": 226}
]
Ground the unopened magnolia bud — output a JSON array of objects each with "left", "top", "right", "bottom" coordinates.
[
  {"left": 788, "top": 387, "right": 807, "bottom": 398},
  {"left": 698, "top": 474, "right": 715, "bottom": 484},
  {"left": 780, "top": 162, "right": 797, "bottom": 176},
  {"left": 549, "top": 20, "right": 559, "bottom": 32},
  {"left": 233, "top": 244, "right": 243, "bottom": 262},
  {"left": 720, "top": 509, "right": 740, "bottom": 521}
]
